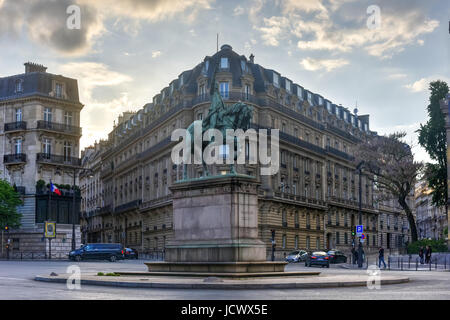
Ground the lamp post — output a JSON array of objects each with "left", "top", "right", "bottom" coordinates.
[{"left": 356, "top": 161, "right": 364, "bottom": 268}]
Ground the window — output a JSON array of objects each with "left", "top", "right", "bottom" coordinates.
[
  {"left": 344, "top": 232, "right": 348, "bottom": 244},
  {"left": 64, "top": 111, "right": 73, "bottom": 126},
  {"left": 316, "top": 237, "right": 320, "bottom": 249},
  {"left": 42, "top": 138, "right": 51, "bottom": 155},
  {"left": 297, "top": 86, "right": 303, "bottom": 99},
  {"left": 318, "top": 96, "right": 323, "bottom": 105},
  {"left": 294, "top": 211, "right": 299, "bottom": 226},
  {"left": 63, "top": 141, "right": 72, "bottom": 161},
  {"left": 199, "top": 84, "right": 206, "bottom": 97},
  {"left": 282, "top": 210, "right": 287, "bottom": 226},
  {"left": 307, "top": 92, "right": 313, "bottom": 105},
  {"left": 240, "top": 60, "right": 246, "bottom": 72},
  {"left": 219, "top": 82, "right": 229, "bottom": 98},
  {"left": 336, "top": 232, "right": 340, "bottom": 245},
  {"left": 245, "top": 84, "right": 250, "bottom": 99},
  {"left": 14, "top": 139, "right": 22, "bottom": 154},
  {"left": 205, "top": 60, "right": 209, "bottom": 72},
  {"left": 273, "top": 72, "right": 279, "bottom": 87},
  {"left": 179, "top": 75, "right": 184, "bottom": 87},
  {"left": 15, "top": 108, "right": 22, "bottom": 122},
  {"left": 55, "top": 82, "right": 63, "bottom": 98},
  {"left": 197, "top": 113, "right": 203, "bottom": 120},
  {"left": 285, "top": 79, "right": 291, "bottom": 93},
  {"left": 326, "top": 101, "right": 332, "bottom": 112},
  {"left": 44, "top": 108, "right": 52, "bottom": 122},
  {"left": 15, "top": 79, "right": 23, "bottom": 93},
  {"left": 220, "top": 57, "right": 228, "bottom": 69},
  {"left": 292, "top": 182, "right": 297, "bottom": 195}
]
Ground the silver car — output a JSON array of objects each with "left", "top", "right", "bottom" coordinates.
[{"left": 285, "top": 250, "right": 308, "bottom": 263}]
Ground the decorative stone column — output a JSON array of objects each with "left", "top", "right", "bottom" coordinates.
[{"left": 440, "top": 94, "right": 450, "bottom": 249}]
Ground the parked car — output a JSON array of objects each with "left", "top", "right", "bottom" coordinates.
[
  {"left": 285, "top": 250, "right": 308, "bottom": 263},
  {"left": 69, "top": 243, "right": 125, "bottom": 262},
  {"left": 305, "top": 251, "right": 330, "bottom": 268},
  {"left": 124, "top": 248, "right": 139, "bottom": 259},
  {"left": 327, "top": 250, "right": 347, "bottom": 264}
]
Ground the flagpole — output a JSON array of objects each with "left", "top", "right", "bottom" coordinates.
[{"left": 47, "top": 180, "right": 51, "bottom": 259}]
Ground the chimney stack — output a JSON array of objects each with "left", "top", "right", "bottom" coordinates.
[
  {"left": 249, "top": 54, "right": 255, "bottom": 63},
  {"left": 24, "top": 62, "right": 47, "bottom": 73}
]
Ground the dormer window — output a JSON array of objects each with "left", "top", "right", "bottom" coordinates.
[
  {"left": 318, "top": 96, "right": 323, "bottom": 105},
  {"left": 296, "top": 86, "right": 303, "bottom": 100},
  {"left": 273, "top": 72, "right": 279, "bottom": 87},
  {"left": 55, "top": 82, "right": 63, "bottom": 98},
  {"left": 240, "top": 60, "right": 246, "bottom": 72},
  {"left": 205, "top": 60, "right": 209, "bottom": 72},
  {"left": 179, "top": 74, "right": 184, "bottom": 86},
  {"left": 220, "top": 57, "right": 229, "bottom": 69},
  {"left": 307, "top": 92, "right": 313, "bottom": 105},
  {"left": 285, "top": 80, "right": 291, "bottom": 93},
  {"left": 15, "top": 79, "right": 23, "bottom": 93},
  {"left": 326, "top": 101, "right": 332, "bottom": 112}
]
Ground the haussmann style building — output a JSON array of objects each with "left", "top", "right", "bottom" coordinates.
[
  {"left": 80, "top": 45, "right": 412, "bottom": 259},
  {"left": 0, "top": 62, "right": 83, "bottom": 258}
]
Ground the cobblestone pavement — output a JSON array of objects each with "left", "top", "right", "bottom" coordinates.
[{"left": 0, "top": 260, "right": 449, "bottom": 300}]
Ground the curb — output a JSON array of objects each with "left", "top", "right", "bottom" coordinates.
[{"left": 34, "top": 275, "right": 409, "bottom": 290}]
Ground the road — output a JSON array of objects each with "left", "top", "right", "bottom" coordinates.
[{"left": 0, "top": 259, "right": 449, "bottom": 300}]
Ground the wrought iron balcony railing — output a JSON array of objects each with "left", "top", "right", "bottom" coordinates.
[
  {"left": 36, "top": 121, "right": 81, "bottom": 135},
  {"left": 4, "top": 153, "right": 26, "bottom": 164},
  {"left": 36, "top": 153, "right": 81, "bottom": 166},
  {"left": 4, "top": 121, "right": 27, "bottom": 132}
]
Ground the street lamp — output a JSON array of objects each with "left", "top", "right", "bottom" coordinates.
[{"left": 356, "top": 161, "right": 365, "bottom": 268}]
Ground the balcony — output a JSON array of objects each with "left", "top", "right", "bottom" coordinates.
[
  {"left": 4, "top": 121, "right": 27, "bottom": 132},
  {"left": 326, "top": 146, "right": 354, "bottom": 162},
  {"left": 36, "top": 121, "right": 81, "bottom": 136},
  {"left": 4, "top": 153, "right": 26, "bottom": 164},
  {"left": 36, "top": 153, "right": 81, "bottom": 166}
]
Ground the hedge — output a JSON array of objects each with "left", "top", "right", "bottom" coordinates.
[{"left": 407, "top": 239, "right": 448, "bottom": 254}]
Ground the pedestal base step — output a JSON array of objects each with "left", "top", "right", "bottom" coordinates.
[
  {"left": 117, "top": 271, "right": 320, "bottom": 278},
  {"left": 144, "top": 261, "right": 288, "bottom": 273}
]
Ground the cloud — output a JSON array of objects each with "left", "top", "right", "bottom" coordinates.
[
  {"left": 233, "top": 5, "right": 245, "bottom": 16},
  {"left": 152, "top": 50, "right": 162, "bottom": 58},
  {"left": 300, "top": 57, "right": 349, "bottom": 72},
  {"left": 0, "top": 0, "right": 213, "bottom": 56},
  {"left": 252, "top": 1, "right": 439, "bottom": 59},
  {"left": 78, "top": 0, "right": 213, "bottom": 22},
  {"left": 403, "top": 76, "right": 450, "bottom": 93},
  {"left": 0, "top": 0, "right": 103, "bottom": 56},
  {"left": 387, "top": 73, "right": 407, "bottom": 80},
  {"left": 57, "top": 62, "right": 132, "bottom": 100}
]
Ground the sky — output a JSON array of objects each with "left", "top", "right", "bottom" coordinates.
[{"left": 0, "top": 0, "right": 449, "bottom": 163}]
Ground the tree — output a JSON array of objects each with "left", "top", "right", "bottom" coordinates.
[
  {"left": 417, "top": 80, "right": 449, "bottom": 207},
  {"left": 354, "top": 132, "right": 422, "bottom": 242},
  {"left": 0, "top": 178, "right": 23, "bottom": 229}
]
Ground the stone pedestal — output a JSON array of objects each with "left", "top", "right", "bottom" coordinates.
[{"left": 145, "top": 174, "right": 287, "bottom": 273}]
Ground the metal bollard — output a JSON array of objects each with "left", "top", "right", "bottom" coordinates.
[
  {"left": 398, "top": 257, "right": 400, "bottom": 269},
  {"left": 445, "top": 257, "right": 447, "bottom": 270},
  {"left": 435, "top": 258, "right": 437, "bottom": 270},
  {"left": 416, "top": 257, "right": 418, "bottom": 271},
  {"left": 401, "top": 258, "right": 403, "bottom": 271},
  {"left": 388, "top": 256, "right": 391, "bottom": 270},
  {"left": 429, "top": 260, "right": 432, "bottom": 271},
  {"left": 409, "top": 256, "right": 411, "bottom": 269}
]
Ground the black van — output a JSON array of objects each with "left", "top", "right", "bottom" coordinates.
[{"left": 69, "top": 243, "right": 125, "bottom": 262}]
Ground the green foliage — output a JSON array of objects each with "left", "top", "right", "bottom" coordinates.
[
  {"left": 417, "top": 80, "right": 449, "bottom": 207},
  {"left": 407, "top": 239, "right": 448, "bottom": 254},
  {"left": 0, "top": 179, "right": 23, "bottom": 229},
  {"left": 105, "top": 272, "right": 120, "bottom": 277},
  {"left": 444, "top": 227, "right": 448, "bottom": 237},
  {"left": 36, "top": 179, "right": 46, "bottom": 190},
  {"left": 97, "top": 272, "right": 104, "bottom": 276}
]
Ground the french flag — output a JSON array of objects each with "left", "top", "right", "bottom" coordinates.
[{"left": 50, "top": 181, "right": 61, "bottom": 196}]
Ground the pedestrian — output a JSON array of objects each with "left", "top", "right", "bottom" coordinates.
[
  {"left": 379, "top": 247, "right": 387, "bottom": 269},
  {"left": 425, "top": 246, "right": 432, "bottom": 264},
  {"left": 351, "top": 247, "right": 357, "bottom": 264},
  {"left": 419, "top": 246, "right": 424, "bottom": 264}
]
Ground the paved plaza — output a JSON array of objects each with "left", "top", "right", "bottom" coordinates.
[{"left": 0, "top": 260, "right": 449, "bottom": 300}]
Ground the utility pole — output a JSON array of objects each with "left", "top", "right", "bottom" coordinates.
[{"left": 72, "top": 168, "right": 77, "bottom": 251}]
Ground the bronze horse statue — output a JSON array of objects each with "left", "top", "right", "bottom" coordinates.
[{"left": 182, "top": 91, "right": 253, "bottom": 179}]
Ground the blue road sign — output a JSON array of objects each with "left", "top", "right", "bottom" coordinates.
[{"left": 356, "top": 225, "right": 363, "bottom": 237}]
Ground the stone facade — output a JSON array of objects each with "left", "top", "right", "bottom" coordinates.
[
  {"left": 0, "top": 62, "right": 83, "bottom": 257},
  {"left": 80, "top": 45, "right": 411, "bottom": 259},
  {"left": 415, "top": 180, "right": 447, "bottom": 240}
]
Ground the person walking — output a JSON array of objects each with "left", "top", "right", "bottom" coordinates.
[
  {"left": 419, "top": 246, "right": 424, "bottom": 264},
  {"left": 351, "top": 247, "right": 357, "bottom": 265},
  {"left": 378, "top": 247, "right": 387, "bottom": 269},
  {"left": 425, "top": 246, "right": 432, "bottom": 264}
]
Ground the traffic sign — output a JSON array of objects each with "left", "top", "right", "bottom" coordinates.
[
  {"left": 44, "top": 221, "right": 56, "bottom": 238},
  {"left": 361, "top": 233, "right": 365, "bottom": 240},
  {"left": 356, "top": 225, "right": 363, "bottom": 237}
]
